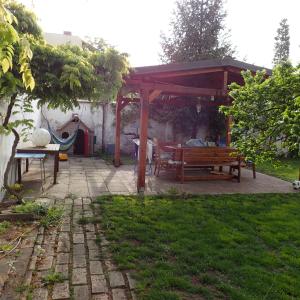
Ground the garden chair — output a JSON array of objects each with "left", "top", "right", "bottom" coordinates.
[{"left": 154, "top": 141, "right": 178, "bottom": 176}]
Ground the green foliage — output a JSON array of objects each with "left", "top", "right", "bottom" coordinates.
[
  {"left": 39, "top": 206, "right": 63, "bottom": 228},
  {"left": 0, "top": 221, "right": 11, "bottom": 234},
  {"left": 42, "top": 271, "right": 66, "bottom": 285},
  {"left": 221, "top": 62, "right": 300, "bottom": 163},
  {"left": 0, "top": 0, "right": 35, "bottom": 91},
  {"left": 257, "top": 158, "right": 300, "bottom": 182},
  {"left": 160, "top": 0, "right": 234, "bottom": 63},
  {"left": 273, "top": 18, "right": 290, "bottom": 66},
  {"left": 95, "top": 193, "right": 300, "bottom": 299},
  {"left": 13, "top": 201, "right": 48, "bottom": 215}
]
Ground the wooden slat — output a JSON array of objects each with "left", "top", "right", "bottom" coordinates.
[{"left": 125, "top": 79, "right": 224, "bottom": 97}]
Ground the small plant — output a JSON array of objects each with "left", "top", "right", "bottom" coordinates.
[
  {"left": 40, "top": 207, "right": 63, "bottom": 228},
  {"left": 8, "top": 183, "right": 24, "bottom": 192},
  {"left": 0, "top": 244, "right": 14, "bottom": 252},
  {"left": 13, "top": 201, "right": 48, "bottom": 216},
  {"left": 15, "top": 284, "right": 32, "bottom": 293},
  {"left": 0, "top": 221, "right": 11, "bottom": 235},
  {"left": 42, "top": 271, "right": 66, "bottom": 285},
  {"left": 166, "top": 187, "right": 180, "bottom": 197},
  {"left": 65, "top": 193, "right": 77, "bottom": 200}
]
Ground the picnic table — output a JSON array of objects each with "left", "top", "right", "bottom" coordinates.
[
  {"left": 16, "top": 144, "right": 60, "bottom": 184},
  {"left": 165, "top": 145, "right": 241, "bottom": 183}
]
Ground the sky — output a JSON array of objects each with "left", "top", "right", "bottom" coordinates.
[{"left": 19, "top": 0, "right": 300, "bottom": 68}]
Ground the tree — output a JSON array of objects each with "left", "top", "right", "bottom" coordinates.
[
  {"left": 0, "top": 0, "right": 36, "bottom": 201},
  {"left": 273, "top": 18, "right": 290, "bottom": 65},
  {"left": 160, "top": 0, "right": 234, "bottom": 63},
  {"left": 221, "top": 62, "right": 300, "bottom": 164},
  {"left": 0, "top": 1, "right": 129, "bottom": 201}
]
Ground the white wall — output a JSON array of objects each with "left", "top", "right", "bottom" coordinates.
[{"left": 0, "top": 99, "right": 41, "bottom": 201}]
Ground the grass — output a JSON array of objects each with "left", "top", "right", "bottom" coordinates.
[
  {"left": 13, "top": 201, "right": 63, "bottom": 228},
  {"left": 42, "top": 271, "right": 66, "bottom": 285},
  {"left": 257, "top": 158, "right": 300, "bottom": 182},
  {"left": 94, "top": 193, "right": 300, "bottom": 300},
  {"left": 0, "top": 221, "right": 11, "bottom": 235}
]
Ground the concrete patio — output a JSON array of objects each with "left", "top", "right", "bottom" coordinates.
[{"left": 20, "top": 156, "right": 295, "bottom": 199}]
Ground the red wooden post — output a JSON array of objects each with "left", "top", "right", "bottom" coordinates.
[
  {"left": 114, "top": 96, "right": 121, "bottom": 167},
  {"left": 223, "top": 70, "right": 232, "bottom": 146},
  {"left": 137, "top": 88, "right": 150, "bottom": 192}
]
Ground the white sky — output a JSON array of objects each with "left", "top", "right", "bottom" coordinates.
[{"left": 20, "top": 0, "right": 300, "bottom": 68}]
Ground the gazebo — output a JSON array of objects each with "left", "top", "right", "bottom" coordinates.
[{"left": 114, "top": 58, "right": 272, "bottom": 192}]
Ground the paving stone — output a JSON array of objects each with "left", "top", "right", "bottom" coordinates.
[
  {"left": 36, "top": 234, "right": 44, "bottom": 244},
  {"left": 73, "top": 285, "right": 90, "bottom": 299},
  {"left": 23, "top": 270, "right": 33, "bottom": 285},
  {"left": 32, "top": 287, "right": 48, "bottom": 300},
  {"left": 72, "top": 268, "right": 87, "bottom": 285},
  {"left": 82, "top": 198, "right": 92, "bottom": 204},
  {"left": 91, "top": 275, "right": 108, "bottom": 294},
  {"left": 21, "top": 236, "right": 36, "bottom": 248},
  {"left": 108, "top": 271, "right": 125, "bottom": 288},
  {"left": 112, "top": 288, "right": 127, "bottom": 300},
  {"left": 105, "top": 260, "right": 118, "bottom": 271},
  {"left": 52, "top": 281, "right": 70, "bottom": 299},
  {"left": 0, "top": 260, "right": 10, "bottom": 290},
  {"left": 60, "top": 224, "right": 71, "bottom": 232},
  {"left": 131, "top": 291, "right": 138, "bottom": 300},
  {"left": 73, "top": 244, "right": 86, "bottom": 255},
  {"left": 73, "top": 233, "right": 85, "bottom": 244},
  {"left": 57, "top": 239, "right": 70, "bottom": 253},
  {"left": 74, "top": 198, "right": 83, "bottom": 205},
  {"left": 43, "top": 234, "right": 56, "bottom": 245},
  {"left": 87, "top": 240, "right": 98, "bottom": 250},
  {"left": 89, "top": 249, "right": 100, "bottom": 260},
  {"left": 92, "top": 294, "right": 109, "bottom": 300},
  {"left": 55, "top": 264, "right": 69, "bottom": 278},
  {"left": 126, "top": 273, "right": 137, "bottom": 290},
  {"left": 57, "top": 253, "right": 69, "bottom": 264},
  {"left": 86, "top": 233, "right": 96, "bottom": 240},
  {"left": 37, "top": 255, "right": 53, "bottom": 271},
  {"left": 73, "top": 255, "right": 87, "bottom": 268},
  {"left": 85, "top": 224, "right": 95, "bottom": 232},
  {"left": 89, "top": 261, "right": 104, "bottom": 275},
  {"left": 28, "top": 255, "right": 37, "bottom": 271},
  {"left": 99, "top": 235, "right": 109, "bottom": 246}
]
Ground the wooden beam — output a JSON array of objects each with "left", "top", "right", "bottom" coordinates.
[
  {"left": 223, "top": 70, "right": 232, "bottom": 146},
  {"left": 125, "top": 79, "right": 223, "bottom": 97},
  {"left": 137, "top": 88, "right": 149, "bottom": 192},
  {"left": 149, "top": 90, "right": 162, "bottom": 102},
  {"left": 142, "top": 67, "right": 225, "bottom": 79},
  {"left": 114, "top": 96, "right": 122, "bottom": 167}
]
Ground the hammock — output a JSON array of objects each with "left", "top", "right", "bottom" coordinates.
[{"left": 46, "top": 119, "right": 80, "bottom": 151}]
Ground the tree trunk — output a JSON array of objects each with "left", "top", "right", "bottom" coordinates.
[{"left": 2, "top": 94, "right": 23, "bottom": 203}]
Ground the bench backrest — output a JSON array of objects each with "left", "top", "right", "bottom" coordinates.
[{"left": 175, "top": 147, "right": 239, "bottom": 164}]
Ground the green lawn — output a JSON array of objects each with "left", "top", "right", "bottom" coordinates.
[
  {"left": 93, "top": 194, "right": 300, "bottom": 300},
  {"left": 257, "top": 158, "right": 300, "bottom": 182}
]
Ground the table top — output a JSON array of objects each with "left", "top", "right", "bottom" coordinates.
[
  {"left": 17, "top": 143, "right": 60, "bottom": 154},
  {"left": 15, "top": 153, "right": 46, "bottom": 159}
]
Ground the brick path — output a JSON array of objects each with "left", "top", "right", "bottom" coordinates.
[{"left": 0, "top": 196, "right": 136, "bottom": 300}]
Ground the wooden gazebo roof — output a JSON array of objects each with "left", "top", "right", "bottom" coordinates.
[{"left": 114, "top": 58, "right": 271, "bottom": 192}]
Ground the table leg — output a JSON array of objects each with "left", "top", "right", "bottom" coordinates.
[
  {"left": 25, "top": 158, "right": 29, "bottom": 172},
  {"left": 56, "top": 153, "right": 59, "bottom": 172},
  {"left": 17, "top": 158, "right": 22, "bottom": 184},
  {"left": 54, "top": 153, "right": 59, "bottom": 184}
]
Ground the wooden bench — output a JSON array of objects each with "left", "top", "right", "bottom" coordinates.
[{"left": 171, "top": 147, "right": 241, "bottom": 183}]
